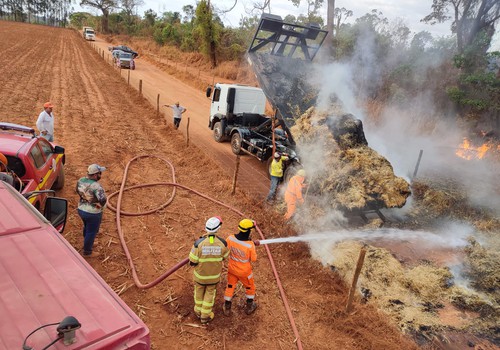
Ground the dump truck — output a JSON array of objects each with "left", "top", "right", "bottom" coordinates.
[{"left": 206, "top": 14, "right": 327, "bottom": 178}]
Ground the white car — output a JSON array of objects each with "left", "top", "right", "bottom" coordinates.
[{"left": 84, "top": 29, "right": 96, "bottom": 41}]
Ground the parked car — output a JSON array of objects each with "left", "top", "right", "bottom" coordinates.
[
  {"left": 0, "top": 122, "right": 65, "bottom": 212},
  {"left": 108, "top": 45, "right": 138, "bottom": 58},
  {"left": 114, "top": 51, "right": 136, "bottom": 70},
  {"left": 0, "top": 180, "right": 151, "bottom": 349}
]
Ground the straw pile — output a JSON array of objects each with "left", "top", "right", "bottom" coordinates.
[
  {"left": 292, "top": 107, "right": 411, "bottom": 211},
  {"left": 323, "top": 241, "right": 448, "bottom": 333}
]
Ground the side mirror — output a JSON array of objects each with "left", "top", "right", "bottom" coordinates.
[
  {"left": 206, "top": 86, "right": 212, "bottom": 98},
  {"left": 44, "top": 197, "right": 68, "bottom": 233},
  {"left": 54, "top": 145, "right": 65, "bottom": 154}
]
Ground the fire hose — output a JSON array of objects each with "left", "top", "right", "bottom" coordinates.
[{"left": 107, "top": 155, "right": 303, "bottom": 349}]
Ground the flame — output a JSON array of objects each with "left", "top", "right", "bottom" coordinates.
[{"left": 456, "top": 138, "right": 492, "bottom": 160}]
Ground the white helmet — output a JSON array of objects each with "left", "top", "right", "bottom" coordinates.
[{"left": 205, "top": 216, "right": 222, "bottom": 233}]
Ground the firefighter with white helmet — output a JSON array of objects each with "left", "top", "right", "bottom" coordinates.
[
  {"left": 189, "top": 216, "right": 229, "bottom": 324},
  {"left": 223, "top": 219, "right": 259, "bottom": 316}
]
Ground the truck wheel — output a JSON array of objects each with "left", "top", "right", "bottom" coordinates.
[
  {"left": 213, "top": 122, "right": 225, "bottom": 142},
  {"left": 231, "top": 133, "right": 242, "bottom": 155},
  {"left": 283, "top": 164, "right": 300, "bottom": 184},
  {"left": 52, "top": 166, "right": 65, "bottom": 190}
]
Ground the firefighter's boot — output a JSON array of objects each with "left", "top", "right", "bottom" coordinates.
[
  {"left": 245, "top": 299, "right": 258, "bottom": 315},
  {"left": 223, "top": 301, "right": 232, "bottom": 316}
]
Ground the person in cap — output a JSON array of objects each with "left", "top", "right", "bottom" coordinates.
[
  {"left": 189, "top": 216, "right": 229, "bottom": 324},
  {"left": 284, "top": 169, "right": 307, "bottom": 221},
  {"left": 76, "top": 164, "right": 107, "bottom": 257},
  {"left": 223, "top": 219, "right": 259, "bottom": 316},
  {"left": 163, "top": 101, "right": 187, "bottom": 130},
  {"left": 36, "top": 102, "right": 55, "bottom": 141},
  {"left": 265, "top": 152, "right": 288, "bottom": 202}
]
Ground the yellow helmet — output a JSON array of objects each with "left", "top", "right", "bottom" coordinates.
[
  {"left": 238, "top": 219, "right": 255, "bottom": 232},
  {"left": 297, "top": 169, "right": 306, "bottom": 177}
]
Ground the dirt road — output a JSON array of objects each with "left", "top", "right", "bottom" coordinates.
[
  {"left": 92, "top": 38, "right": 270, "bottom": 197},
  {"left": 0, "top": 22, "right": 421, "bottom": 350}
]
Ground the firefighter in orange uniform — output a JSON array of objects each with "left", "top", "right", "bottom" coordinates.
[
  {"left": 284, "top": 169, "right": 307, "bottom": 221},
  {"left": 223, "top": 219, "right": 258, "bottom": 316},
  {"left": 189, "top": 216, "right": 229, "bottom": 324}
]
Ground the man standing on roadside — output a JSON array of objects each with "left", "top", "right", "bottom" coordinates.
[
  {"left": 36, "top": 102, "right": 55, "bottom": 141},
  {"left": 76, "top": 164, "right": 107, "bottom": 257},
  {"left": 163, "top": 102, "right": 187, "bottom": 129}
]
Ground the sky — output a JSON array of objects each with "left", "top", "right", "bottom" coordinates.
[{"left": 128, "top": 0, "right": 499, "bottom": 49}]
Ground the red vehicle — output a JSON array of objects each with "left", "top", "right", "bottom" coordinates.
[
  {"left": 0, "top": 122, "right": 65, "bottom": 210},
  {"left": 0, "top": 180, "right": 151, "bottom": 349}
]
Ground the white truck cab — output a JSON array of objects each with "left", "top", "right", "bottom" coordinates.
[
  {"left": 83, "top": 27, "right": 95, "bottom": 41},
  {"left": 208, "top": 83, "right": 267, "bottom": 122}
]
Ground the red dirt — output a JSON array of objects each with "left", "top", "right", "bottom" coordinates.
[{"left": 0, "top": 21, "right": 485, "bottom": 350}]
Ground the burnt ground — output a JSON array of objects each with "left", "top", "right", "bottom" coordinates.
[{"left": 0, "top": 21, "right": 495, "bottom": 350}]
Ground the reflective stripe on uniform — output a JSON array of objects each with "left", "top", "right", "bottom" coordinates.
[
  {"left": 194, "top": 270, "right": 221, "bottom": 280},
  {"left": 229, "top": 256, "right": 249, "bottom": 263},
  {"left": 198, "top": 257, "right": 224, "bottom": 263},
  {"left": 189, "top": 252, "right": 199, "bottom": 261},
  {"left": 228, "top": 235, "right": 252, "bottom": 248}
]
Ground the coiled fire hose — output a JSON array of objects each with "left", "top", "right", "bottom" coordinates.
[{"left": 107, "top": 155, "right": 303, "bottom": 350}]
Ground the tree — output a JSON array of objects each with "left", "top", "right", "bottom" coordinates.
[
  {"left": 143, "top": 9, "right": 156, "bottom": 27},
  {"left": 289, "top": 0, "right": 324, "bottom": 22},
  {"left": 80, "top": 0, "right": 117, "bottom": 33},
  {"left": 423, "top": 0, "right": 500, "bottom": 54},
  {"left": 334, "top": 7, "right": 353, "bottom": 36},
  {"left": 194, "top": 0, "right": 219, "bottom": 67}
]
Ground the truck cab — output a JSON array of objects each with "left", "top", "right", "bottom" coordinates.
[
  {"left": 208, "top": 83, "right": 267, "bottom": 121},
  {"left": 82, "top": 26, "right": 95, "bottom": 41},
  {"left": 0, "top": 122, "right": 65, "bottom": 212},
  {"left": 0, "top": 180, "right": 151, "bottom": 349}
]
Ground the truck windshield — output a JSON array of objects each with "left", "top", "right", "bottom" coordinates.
[{"left": 120, "top": 53, "right": 132, "bottom": 59}]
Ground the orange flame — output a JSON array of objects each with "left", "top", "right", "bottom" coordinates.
[{"left": 456, "top": 138, "right": 492, "bottom": 160}]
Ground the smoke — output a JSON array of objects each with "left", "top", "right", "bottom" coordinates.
[{"left": 307, "top": 24, "right": 500, "bottom": 215}]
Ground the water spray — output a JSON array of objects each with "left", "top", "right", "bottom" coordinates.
[{"left": 254, "top": 227, "right": 471, "bottom": 249}]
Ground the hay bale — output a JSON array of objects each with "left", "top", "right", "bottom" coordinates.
[{"left": 292, "top": 108, "right": 411, "bottom": 210}]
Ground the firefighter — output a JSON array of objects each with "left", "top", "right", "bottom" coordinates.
[
  {"left": 223, "top": 219, "right": 258, "bottom": 316},
  {"left": 189, "top": 216, "right": 229, "bottom": 324},
  {"left": 284, "top": 169, "right": 307, "bottom": 221}
]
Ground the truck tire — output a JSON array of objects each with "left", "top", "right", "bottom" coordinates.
[
  {"left": 213, "top": 122, "right": 225, "bottom": 142},
  {"left": 283, "top": 164, "right": 300, "bottom": 184},
  {"left": 231, "top": 133, "right": 242, "bottom": 155},
  {"left": 52, "top": 166, "right": 65, "bottom": 190}
]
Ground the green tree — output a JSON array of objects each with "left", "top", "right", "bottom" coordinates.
[
  {"left": 80, "top": 0, "right": 117, "bottom": 33},
  {"left": 194, "top": 0, "right": 220, "bottom": 67},
  {"left": 423, "top": 0, "right": 500, "bottom": 54}
]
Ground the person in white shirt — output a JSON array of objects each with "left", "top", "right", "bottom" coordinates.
[
  {"left": 164, "top": 102, "right": 187, "bottom": 129},
  {"left": 36, "top": 102, "right": 55, "bottom": 141}
]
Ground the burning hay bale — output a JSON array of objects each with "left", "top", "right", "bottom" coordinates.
[{"left": 292, "top": 107, "right": 411, "bottom": 211}]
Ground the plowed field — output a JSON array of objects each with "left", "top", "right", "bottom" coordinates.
[{"left": 0, "top": 21, "right": 440, "bottom": 350}]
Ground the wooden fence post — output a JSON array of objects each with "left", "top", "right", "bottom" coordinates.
[
  {"left": 186, "top": 117, "right": 190, "bottom": 146},
  {"left": 345, "top": 246, "right": 367, "bottom": 313},
  {"left": 139, "top": 80, "right": 142, "bottom": 95},
  {"left": 127, "top": 70, "right": 130, "bottom": 85},
  {"left": 157, "top": 94, "right": 160, "bottom": 118},
  {"left": 231, "top": 155, "right": 241, "bottom": 195}
]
